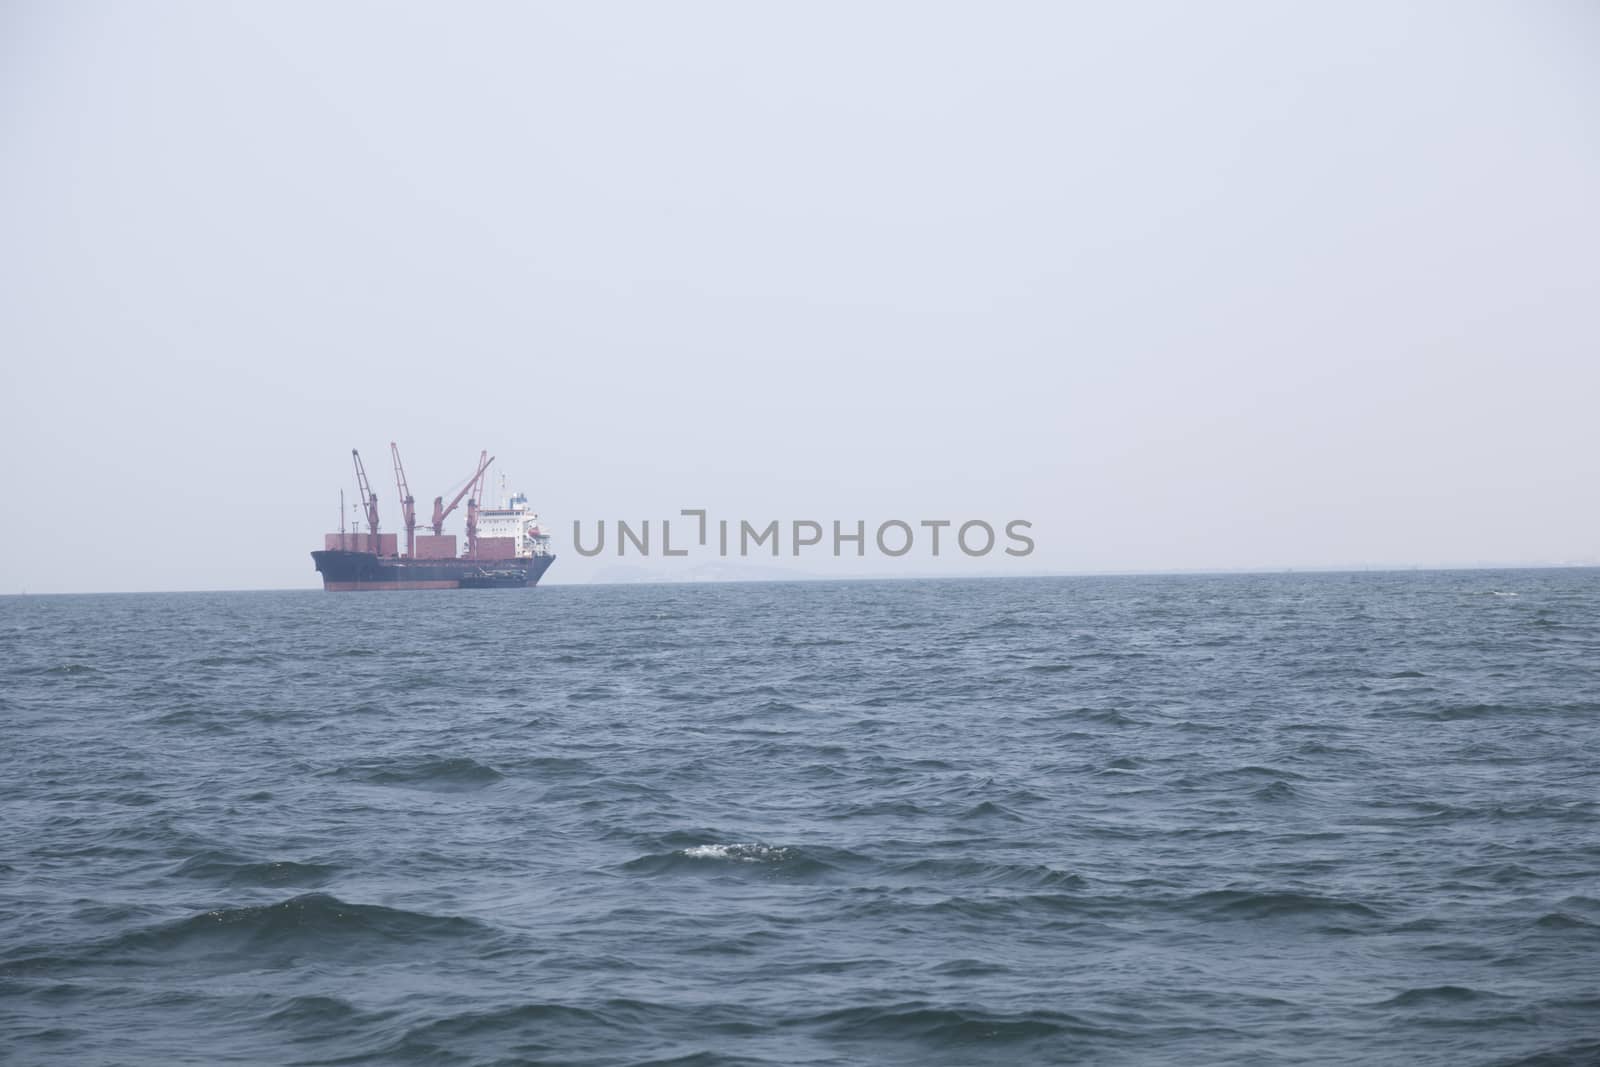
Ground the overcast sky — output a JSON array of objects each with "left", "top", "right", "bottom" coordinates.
[{"left": 2, "top": 1, "right": 1596, "bottom": 592}]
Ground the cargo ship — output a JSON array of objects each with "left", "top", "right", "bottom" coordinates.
[{"left": 311, "top": 445, "right": 555, "bottom": 591}]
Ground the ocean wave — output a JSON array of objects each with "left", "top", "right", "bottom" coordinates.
[
  {"left": 261, "top": 992, "right": 398, "bottom": 1039},
  {"left": 103, "top": 894, "right": 484, "bottom": 957},
  {"left": 1296, "top": 740, "right": 1365, "bottom": 756},
  {"left": 1549, "top": 894, "right": 1600, "bottom": 912},
  {"left": 958, "top": 800, "right": 1026, "bottom": 822},
  {"left": 831, "top": 799, "right": 931, "bottom": 818},
  {"left": 1030, "top": 706, "right": 1144, "bottom": 728},
  {"left": 2, "top": 894, "right": 487, "bottom": 977},
  {"left": 402, "top": 1001, "right": 609, "bottom": 1039},
  {"left": 928, "top": 958, "right": 1014, "bottom": 976},
  {"left": 190, "top": 654, "right": 278, "bottom": 668},
  {"left": 623, "top": 842, "right": 843, "bottom": 879},
  {"left": 1448, "top": 862, "right": 1537, "bottom": 885},
  {"left": 1375, "top": 985, "right": 1502, "bottom": 1007},
  {"left": 1186, "top": 889, "right": 1381, "bottom": 921},
  {"left": 377, "top": 996, "right": 771, "bottom": 1057},
  {"left": 150, "top": 706, "right": 234, "bottom": 731},
  {"left": 831, "top": 890, "right": 1103, "bottom": 923},
  {"left": 1534, "top": 911, "right": 1599, "bottom": 931},
  {"left": 884, "top": 858, "right": 1086, "bottom": 889},
  {"left": 681, "top": 843, "right": 782, "bottom": 861},
  {"left": 506, "top": 755, "right": 595, "bottom": 776},
  {"left": 1486, "top": 1040, "right": 1600, "bottom": 1067},
  {"left": 749, "top": 699, "right": 805, "bottom": 716},
  {"left": 1399, "top": 701, "right": 1600, "bottom": 721},
  {"left": 171, "top": 851, "right": 339, "bottom": 888},
  {"left": 1200, "top": 764, "right": 1308, "bottom": 782},
  {"left": 795, "top": 1002, "right": 1112, "bottom": 1044},
  {"left": 1251, "top": 780, "right": 1298, "bottom": 801},
  {"left": 18, "top": 663, "right": 100, "bottom": 676},
  {"left": 328, "top": 755, "right": 505, "bottom": 791}
]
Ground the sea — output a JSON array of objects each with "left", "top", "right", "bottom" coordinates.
[{"left": 3, "top": 571, "right": 1599, "bottom": 1066}]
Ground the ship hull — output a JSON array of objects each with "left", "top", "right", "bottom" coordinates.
[{"left": 311, "top": 550, "right": 555, "bottom": 591}]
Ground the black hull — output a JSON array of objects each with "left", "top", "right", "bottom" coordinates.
[{"left": 311, "top": 550, "right": 556, "bottom": 590}]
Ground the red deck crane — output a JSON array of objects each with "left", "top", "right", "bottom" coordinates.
[
  {"left": 431, "top": 451, "right": 494, "bottom": 539},
  {"left": 390, "top": 442, "right": 417, "bottom": 559},
  {"left": 465, "top": 454, "right": 494, "bottom": 560},
  {"left": 351, "top": 449, "right": 380, "bottom": 554}
]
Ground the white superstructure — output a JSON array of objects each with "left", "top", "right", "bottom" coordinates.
[{"left": 476, "top": 491, "right": 554, "bottom": 558}]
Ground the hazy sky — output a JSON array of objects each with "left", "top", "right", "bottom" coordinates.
[{"left": 2, "top": 1, "right": 1597, "bottom": 592}]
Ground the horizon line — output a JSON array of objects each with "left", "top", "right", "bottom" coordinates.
[{"left": 4, "top": 561, "right": 1596, "bottom": 597}]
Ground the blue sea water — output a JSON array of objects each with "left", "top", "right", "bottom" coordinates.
[{"left": 3, "top": 571, "right": 1599, "bottom": 1066}]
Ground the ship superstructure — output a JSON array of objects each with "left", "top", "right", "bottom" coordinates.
[
  {"left": 473, "top": 488, "right": 554, "bottom": 562},
  {"left": 310, "top": 445, "right": 555, "bottom": 591}
]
